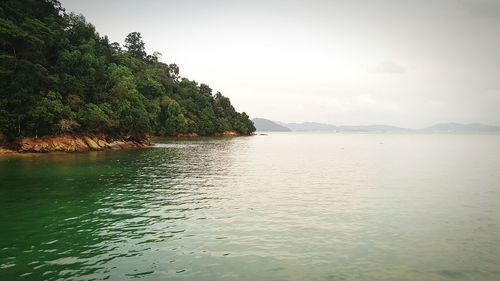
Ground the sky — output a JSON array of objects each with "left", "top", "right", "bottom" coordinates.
[{"left": 60, "top": 0, "right": 500, "bottom": 128}]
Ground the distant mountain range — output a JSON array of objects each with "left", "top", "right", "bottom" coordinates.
[
  {"left": 252, "top": 118, "right": 291, "bottom": 132},
  {"left": 251, "top": 118, "right": 500, "bottom": 133},
  {"left": 420, "top": 123, "right": 500, "bottom": 133}
]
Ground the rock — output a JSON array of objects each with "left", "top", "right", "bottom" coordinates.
[
  {"left": 32, "top": 144, "right": 42, "bottom": 152},
  {"left": 52, "top": 142, "right": 62, "bottom": 151},
  {"left": 97, "top": 139, "right": 109, "bottom": 148},
  {"left": 4, "top": 134, "right": 151, "bottom": 154},
  {"left": 137, "top": 142, "right": 149, "bottom": 148},
  {"left": 119, "top": 142, "right": 135, "bottom": 149},
  {"left": 19, "top": 142, "right": 33, "bottom": 152},
  {"left": 0, "top": 147, "right": 15, "bottom": 154},
  {"left": 74, "top": 138, "right": 89, "bottom": 152},
  {"left": 222, "top": 131, "right": 239, "bottom": 136},
  {"left": 214, "top": 131, "right": 240, "bottom": 137},
  {"left": 108, "top": 141, "right": 125, "bottom": 150},
  {"left": 83, "top": 136, "right": 101, "bottom": 150},
  {"left": 176, "top": 132, "right": 199, "bottom": 137}
]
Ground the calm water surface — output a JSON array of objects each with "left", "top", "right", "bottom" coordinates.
[{"left": 1, "top": 133, "right": 500, "bottom": 281}]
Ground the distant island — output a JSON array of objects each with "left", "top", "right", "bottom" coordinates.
[
  {"left": 251, "top": 118, "right": 291, "bottom": 132},
  {"left": 253, "top": 118, "right": 500, "bottom": 133},
  {"left": 0, "top": 0, "right": 255, "bottom": 153}
]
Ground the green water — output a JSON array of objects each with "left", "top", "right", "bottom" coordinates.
[{"left": 1, "top": 133, "right": 500, "bottom": 281}]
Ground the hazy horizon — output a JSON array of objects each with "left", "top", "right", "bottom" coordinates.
[
  {"left": 61, "top": 0, "right": 500, "bottom": 129},
  {"left": 251, "top": 117, "right": 500, "bottom": 128}
]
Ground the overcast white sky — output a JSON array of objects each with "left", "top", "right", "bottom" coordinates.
[{"left": 61, "top": 0, "right": 500, "bottom": 128}]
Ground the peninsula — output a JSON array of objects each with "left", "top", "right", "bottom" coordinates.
[{"left": 0, "top": 0, "right": 255, "bottom": 153}]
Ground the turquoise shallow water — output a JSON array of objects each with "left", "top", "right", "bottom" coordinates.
[{"left": 1, "top": 133, "right": 500, "bottom": 281}]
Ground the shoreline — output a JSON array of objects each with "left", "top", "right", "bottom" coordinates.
[
  {"left": 0, "top": 131, "right": 247, "bottom": 155},
  {"left": 172, "top": 130, "right": 241, "bottom": 138},
  {"left": 0, "top": 133, "right": 151, "bottom": 155}
]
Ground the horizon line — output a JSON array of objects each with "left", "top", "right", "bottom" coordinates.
[{"left": 251, "top": 117, "right": 500, "bottom": 130}]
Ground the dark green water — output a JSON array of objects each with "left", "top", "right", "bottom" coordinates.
[{"left": 1, "top": 134, "right": 500, "bottom": 280}]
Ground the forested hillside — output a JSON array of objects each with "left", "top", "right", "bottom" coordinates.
[{"left": 0, "top": 0, "right": 255, "bottom": 141}]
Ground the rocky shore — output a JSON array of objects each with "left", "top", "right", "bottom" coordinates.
[
  {"left": 174, "top": 131, "right": 240, "bottom": 137},
  {"left": 0, "top": 134, "right": 151, "bottom": 154},
  {"left": 0, "top": 130, "right": 245, "bottom": 155},
  {"left": 215, "top": 131, "right": 240, "bottom": 137},
  {"left": 175, "top": 132, "right": 200, "bottom": 137}
]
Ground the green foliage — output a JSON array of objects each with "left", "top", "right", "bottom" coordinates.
[
  {"left": 77, "top": 103, "right": 112, "bottom": 132},
  {"left": 162, "top": 100, "right": 189, "bottom": 135},
  {"left": 29, "top": 91, "right": 72, "bottom": 136},
  {"left": 124, "top": 32, "right": 146, "bottom": 60},
  {"left": 0, "top": 0, "right": 255, "bottom": 139}
]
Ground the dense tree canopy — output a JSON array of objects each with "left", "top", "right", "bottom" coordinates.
[{"left": 0, "top": 0, "right": 255, "bottom": 140}]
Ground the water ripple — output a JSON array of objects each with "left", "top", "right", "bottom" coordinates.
[{"left": 1, "top": 134, "right": 500, "bottom": 280}]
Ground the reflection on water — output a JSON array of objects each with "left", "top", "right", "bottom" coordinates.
[{"left": 1, "top": 134, "right": 500, "bottom": 280}]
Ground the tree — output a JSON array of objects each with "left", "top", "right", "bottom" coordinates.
[
  {"left": 168, "top": 63, "right": 179, "bottom": 80},
  {"left": 77, "top": 103, "right": 113, "bottom": 132},
  {"left": 124, "top": 32, "right": 146, "bottom": 60},
  {"left": 200, "top": 83, "right": 212, "bottom": 96},
  {"left": 29, "top": 91, "right": 72, "bottom": 136}
]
